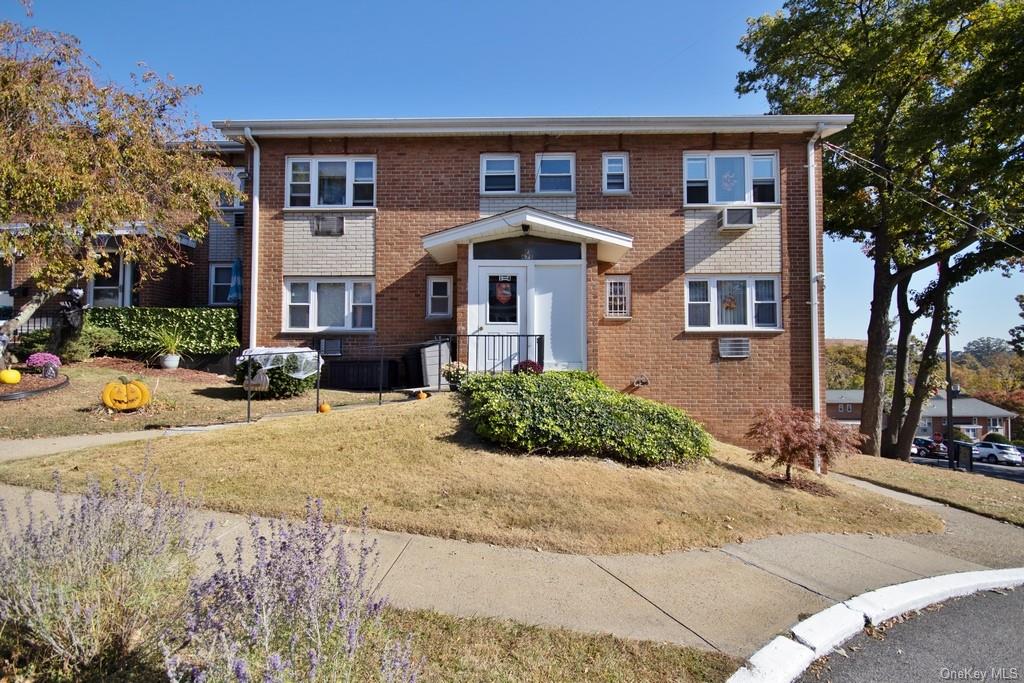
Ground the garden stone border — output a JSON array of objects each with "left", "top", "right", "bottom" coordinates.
[
  {"left": 0, "top": 373, "right": 70, "bottom": 401},
  {"left": 727, "top": 567, "right": 1024, "bottom": 683}
]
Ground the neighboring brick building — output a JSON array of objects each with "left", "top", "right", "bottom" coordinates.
[
  {"left": 917, "top": 391, "right": 1017, "bottom": 441},
  {"left": 826, "top": 389, "right": 864, "bottom": 424},
  {"left": 5, "top": 115, "right": 855, "bottom": 442}
]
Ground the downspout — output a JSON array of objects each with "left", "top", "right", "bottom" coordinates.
[
  {"left": 808, "top": 123, "right": 825, "bottom": 474},
  {"left": 243, "top": 127, "right": 260, "bottom": 349}
]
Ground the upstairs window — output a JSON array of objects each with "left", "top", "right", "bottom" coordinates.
[
  {"left": 480, "top": 154, "right": 519, "bottom": 194},
  {"left": 286, "top": 157, "right": 376, "bottom": 208},
  {"left": 536, "top": 153, "right": 575, "bottom": 193},
  {"left": 603, "top": 153, "right": 629, "bottom": 193},
  {"left": 684, "top": 152, "right": 779, "bottom": 205}
]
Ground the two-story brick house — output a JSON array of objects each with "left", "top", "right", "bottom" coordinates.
[{"left": 206, "top": 115, "right": 852, "bottom": 439}]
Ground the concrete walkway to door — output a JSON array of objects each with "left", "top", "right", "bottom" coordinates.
[{"left": 2, "top": 470, "right": 1022, "bottom": 660}]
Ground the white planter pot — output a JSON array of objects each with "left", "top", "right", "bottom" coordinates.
[{"left": 160, "top": 354, "right": 181, "bottom": 370}]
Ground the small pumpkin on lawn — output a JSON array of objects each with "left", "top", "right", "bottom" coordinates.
[
  {"left": 318, "top": 402, "right": 331, "bottom": 413},
  {"left": 0, "top": 368, "right": 21, "bottom": 385},
  {"left": 101, "top": 376, "right": 152, "bottom": 412}
]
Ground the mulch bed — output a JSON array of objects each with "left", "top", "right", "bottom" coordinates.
[
  {"left": 85, "top": 356, "right": 231, "bottom": 384},
  {"left": 0, "top": 372, "right": 67, "bottom": 398}
]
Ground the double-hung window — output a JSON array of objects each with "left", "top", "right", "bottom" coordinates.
[
  {"left": 684, "top": 152, "right": 779, "bottom": 205},
  {"left": 536, "top": 153, "right": 575, "bottom": 193},
  {"left": 426, "top": 276, "right": 453, "bottom": 318},
  {"left": 284, "top": 278, "right": 375, "bottom": 331},
  {"left": 286, "top": 157, "right": 376, "bottom": 208},
  {"left": 480, "top": 154, "right": 519, "bottom": 193},
  {"left": 603, "top": 153, "right": 629, "bottom": 193},
  {"left": 605, "top": 275, "right": 631, "bottom": 318},
  {"left": 209, "top": 263, "right": 233, "bottom": 306},
  {"left": 685, "top": 276, "right": 781, "bottom": 331}
]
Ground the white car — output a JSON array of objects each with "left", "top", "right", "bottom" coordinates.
[{"left": 973, "top": 441, "right": 1023, "bottom": 466}]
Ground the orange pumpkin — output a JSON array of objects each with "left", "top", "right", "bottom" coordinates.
[
  {"left": 101, "top": 376, "right": 151, "bottom": 412},
  {"left": 416, "top": 390, "right": 429, "bottom": 400},
  {"left": 318, "top": 402, "right": 332, "bottom": 413}
]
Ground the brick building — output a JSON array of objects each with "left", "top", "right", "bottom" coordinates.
[{"left": 5, "top": 115, "right": 854, "bottom": 441}]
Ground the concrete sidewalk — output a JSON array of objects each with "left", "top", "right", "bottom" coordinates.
[{"left": 2, "top": 476, "right": 1022, "bottom": 659}]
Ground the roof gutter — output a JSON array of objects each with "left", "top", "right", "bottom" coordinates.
[
  {"left": 242, "top": 126, "right": 260, "bottom": 349},
  {"left": 808, "top": 122, "right": 826, "bottom": 473}
]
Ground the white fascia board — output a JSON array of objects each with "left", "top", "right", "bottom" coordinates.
[{"left": 215, "top": 115, "right": 854, "bottom": 139}]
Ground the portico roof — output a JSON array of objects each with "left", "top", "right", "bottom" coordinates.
[{"left": 422, "top": 206, "right": 633, "bottom": 264}]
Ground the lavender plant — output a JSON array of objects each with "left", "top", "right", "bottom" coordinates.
[
  {"left": 0, "top": 469, "right": 208, "bottom": 680},
  {"left": 165, "top": 501, "right": 420, "bottom": 682}
]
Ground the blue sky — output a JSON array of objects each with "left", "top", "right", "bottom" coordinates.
[{"left": 6, "top": 0, "right": 1020, "bottom": 349}]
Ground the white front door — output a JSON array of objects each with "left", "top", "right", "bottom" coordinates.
[
  {"left": 532, "top": 263, "right": 585, "bottom": 370},
  {"left": 471, "top": 266, "right": 527, "bottom": 371}
]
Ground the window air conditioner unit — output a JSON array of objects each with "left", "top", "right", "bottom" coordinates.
[
  {"left": 718, "top": 337, "right": 751, "bottom": 359},
  {"left": 319, "top": 338, "right": 343, "bottom": 357},
  {"left": 312, "top": 215, "right": 345, "bottom": 236},
  {"left": 717, "top": 207, "right": 755, "bottom": 231}
]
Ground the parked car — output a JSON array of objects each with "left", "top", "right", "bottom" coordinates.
[
  {"left": 915, "top": 437, "right": 947, "bottom": 458},
  {"left": 973, "top": 441, "right": 1022, "bottom": 466}
]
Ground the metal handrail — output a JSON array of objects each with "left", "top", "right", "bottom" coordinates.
[{"left": 434, "top": 334, "right": 545, "bottom": 376}]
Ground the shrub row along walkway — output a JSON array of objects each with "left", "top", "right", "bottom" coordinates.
[{"left": 2, "top": 469, "right": 1022, "bottom": 659}]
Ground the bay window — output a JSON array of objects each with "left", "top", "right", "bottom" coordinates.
[
  {"left": 685, "top": 276, "right": 781, "bottom": 331},
  {"left": 284, "top": 278, "right": 375, "bottom": 331},
  {"left": 683, "top": 152, "right": 779, "bottom": 205},
  {"left": 286, "top": 157, "right": 376, "bottom": 208}
]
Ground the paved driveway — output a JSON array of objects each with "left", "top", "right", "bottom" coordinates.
[{"left": 799, "top": 588, "right": 1024, "bottom": 682}]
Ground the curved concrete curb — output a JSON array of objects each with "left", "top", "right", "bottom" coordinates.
[{"left": 727, "top": 567, "right": 1024, "bottom": 683}]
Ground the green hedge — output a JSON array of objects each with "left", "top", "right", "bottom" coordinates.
[
  {"left": 87, "top": 308, "right": 239, "bottom": 355},
  {"left": 460, "top": 371, "right": 712, "bottom": 466},
  {"left": 982, "top": 432, "right": 1010, "bottom": 444}
]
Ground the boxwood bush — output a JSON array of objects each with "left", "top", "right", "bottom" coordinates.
[
  {"left": 87, "top": 307, "right": 238, "bottom": 355},
  {"left": 460, "top": 371, "right": 711, "bottom": 466}
]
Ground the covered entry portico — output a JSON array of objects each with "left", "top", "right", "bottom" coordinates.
[{"left": 423, "top": 207, "right": 632, "bottom": 371}]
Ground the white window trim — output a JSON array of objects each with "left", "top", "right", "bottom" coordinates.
[
  {"left": 683, "top": 151, "right": 780, "bottom": 206},
  {"left": 684, "top": 275, "right": 783, "bottom": 332},
  {"left": 285, "top": 156, "right": 377, "bottom": 209},
  {"left": 480, "top": 153, "right": 520, "bottom": 195},
  {"left": 282, "top": 277, "right": 376, "bottom": 333},
  {"left": 208, "top": 263, "right": 234, "bottom": 306},
  {"left": 602, "top": 152, "right": 630, "bottom": 194},
  {"left": 837, "top": 404, "right": 846, "bottom": 413},
  {"left": 605, "top": 274, "right": 631, "bottom": 319},
  {"left": 989, "top": 417, "right": 1002, "bottom": 429},
  {"left": 426, "top": 275, "right": 453, "bottom": 319},
  {"left": 215, "top": 167, "right": 246, "bottom": 209},
  {"left": 846, "top": 403, "right": 853, "bottom": 412},
  {"left": 535, "top": 153, "right": 576, "bottom": 194}
]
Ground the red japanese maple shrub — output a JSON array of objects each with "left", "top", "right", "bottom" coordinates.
[{"left": 745, "top": 408, "right": 864, "bottom": 481}]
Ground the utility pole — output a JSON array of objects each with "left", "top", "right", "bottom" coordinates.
[{"left": 941, "top": 258, "right": 958, "bottom": 470}]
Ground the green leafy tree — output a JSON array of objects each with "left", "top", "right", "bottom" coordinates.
[
  {"left": 1010, "top": 296, "right": 1024, "bottom": 356},
  {"left": 0, "top": 22, "right": 238, "bottom": 361},
  {"left": 738, "top": 0, "right": 1024, "bottom": 457},
  {"left": 963, "top": 337, "right": 1013, "bottom": 367}
]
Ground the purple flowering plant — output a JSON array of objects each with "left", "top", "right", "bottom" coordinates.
[
  {"left": 163, "top": 501, "right": 420, "bottom": 682},
  {"left": 24, "top": 352, "right": 62, "bottom": 370},
  {"left": 0, "top": 468, "right": 209, "bottom": 679}
]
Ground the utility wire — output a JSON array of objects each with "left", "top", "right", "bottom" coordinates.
[
  {"left": 823, "top": 142, "right": 1024, "bottom": 257},
  {"left": 824, "top": 141, "right": 1023, "bottom": 230}
]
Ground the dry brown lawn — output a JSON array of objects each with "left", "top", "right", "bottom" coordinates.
[
  {"left": 0, "top": 360, "right": 404, "bottom": 439},
  {"left": 385, "top": 608, "right": 739, "bottom": 682},
  {"left": 0, "top": 394, "right": 942, "bottom": 554},
  {"left": 835, "top": 454, "right": 1024, "bottom": 526}
]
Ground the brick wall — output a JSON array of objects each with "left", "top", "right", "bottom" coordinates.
[{"left": 243, "top": 132, "right": 825, "bottom": 443}]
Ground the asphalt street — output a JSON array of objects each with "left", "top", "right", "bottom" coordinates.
[
  {"left": 911, "top": 455, "right": 1024, "bottom": 485},
  {"left": 800, "top": 588, "right": 1024, "bottom": 682}
]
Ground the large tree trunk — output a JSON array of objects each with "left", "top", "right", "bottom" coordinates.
[
  {"left": 897, "top": 295, "right": 947, "bottom": 459},
  {"left": 860, "top": 258, "right": 895, "bottom": 456},
  {"left": 882, "top": 279, "right": 917, "bottom": 459},
  {"left": 0, "top": 292, "right": 53, "bottom": 370}
]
